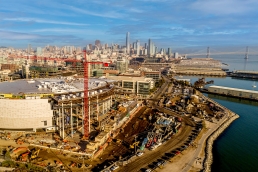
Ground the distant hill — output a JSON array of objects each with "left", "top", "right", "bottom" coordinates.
[{"left": 0, "top": 46, "right": 7, "bottom": 48}]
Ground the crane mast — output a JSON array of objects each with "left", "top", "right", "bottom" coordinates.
[{"left": 83, "top": 50, "right": 89, "bottom": 139}]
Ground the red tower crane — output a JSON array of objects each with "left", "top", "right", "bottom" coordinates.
[{"left": 82, "top": 50, "right": 103, "bottom": 139}]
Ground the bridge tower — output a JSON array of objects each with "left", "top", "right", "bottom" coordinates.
[
  {"left": 206, "top": 47, "right": 210, "bottom": 58},
  {"left": 245, "top": 46, "right": 249, "bottom": 59}
]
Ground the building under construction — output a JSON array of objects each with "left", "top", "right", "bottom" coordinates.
[{"left": 0, "top": 77, "right": 140, "bottom": 156}]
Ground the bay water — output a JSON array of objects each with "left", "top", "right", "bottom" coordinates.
[{"left": 183, "top": 54, "right": 258, "bottom": 172}]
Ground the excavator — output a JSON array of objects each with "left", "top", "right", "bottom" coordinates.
[
  {"left": 30, "top": 149, "right": 40, "bottom": 160},
  {"left": 130, "top": 141, "right": 140, "bottom": 149}
]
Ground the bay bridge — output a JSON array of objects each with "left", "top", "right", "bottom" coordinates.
[{"left": 184, "top": 47, "right": 258, "bottom": 59}]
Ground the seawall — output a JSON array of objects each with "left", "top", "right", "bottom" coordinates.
[
  {"left": 202, "top": 108, "right": 239, "bottom": 172},
  {"left": 196, "top": 90, "right": 240, "bottom": 172}
]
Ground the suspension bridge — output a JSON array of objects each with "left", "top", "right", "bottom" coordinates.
[{"left": 184, "top": 47, "right": 258, "bottom": 59}]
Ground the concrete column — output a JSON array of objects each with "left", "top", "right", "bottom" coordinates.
[
  {"left": 102, "top": 102, "right": 104, "bottom": 115},
  {"left": 82, "top": 102, "right": 84, "bottom": 135},
  {"left": 62, "top": 103, "right": 64, "bottom": 139},
  {"left": 97, "top": 95, "right": 99, "bottom": 122},
  {"left": 70, "top": 102, "right": 73, "bottom": 138},
  {"left": 59, "top": 107, "right": 61, "bottom": 137},
  {"left": 76, "top": 106, "right": 78, "bottom": 130}
]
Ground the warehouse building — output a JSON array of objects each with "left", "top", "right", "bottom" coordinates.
[{"left": 208, "top": 85, "right": 258, "bottom": 99}]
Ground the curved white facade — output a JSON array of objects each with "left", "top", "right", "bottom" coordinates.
[{"left": 0, "top": 99, "right": 53, "bottom": 130}]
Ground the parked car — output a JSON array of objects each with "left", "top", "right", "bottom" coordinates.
[
  {"left": 137, "top": 152, "right": 144, "bottom": 156},
  {"left": 110, "top": 165, "right": 119, "bottom": 171}
]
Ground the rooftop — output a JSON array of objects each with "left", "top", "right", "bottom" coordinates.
[
  {"left": 0, "top": 77, "right": 116, "bottom": 94},
  {"left": 209, "top": 85, "right": 258, "bottom": 94}
]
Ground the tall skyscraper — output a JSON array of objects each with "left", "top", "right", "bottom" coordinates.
[
  {"left": 145, "top": 43, "right": 148, "bottom": 49},
  {"left": 126, "top": 32, "right": 130, "bottom": 54},
  {"left": 28, "top": 44, "right": 31, "bottom": 54},
  {"left": 133, "top": 42, "right": 136, "bottom": 50},
  {"left": 168, "top": 48, "right": 172, "bottom": 56},
  {"left": 148, "top": 39, "right": 154, "bottom": 57},
  {"left": 95, "top": 40, "right": 101, "bottom": 48},
  {"left": 136, "top": 40, "right": 140, "bottom": 56}
]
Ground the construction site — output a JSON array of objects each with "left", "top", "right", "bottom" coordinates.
[
  {"left": 0, "top": 75, "right": 141, "bottom": 171},
  {"left": 0, "top": 50, "right": 229, "bottom": 171},
  {"left": 0, "top": 71, "right": 229, "bottom": 172}
]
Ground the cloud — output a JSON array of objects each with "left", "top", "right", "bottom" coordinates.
[
  {"left": 191, "top": 0, "right": 258, "bottom": 15},
  {"left": 31, "top": 28, "right": 106, "bottom": 35},
  {"left": 0, "top": 30, "right": 87, "bottom": 46},
  {"left": 0, "top": 30, "right": 39, "bottom": 40},
  {"left": 127, "top": 8, "right": 144, "bottom": 13},
  {"left": 4, "top": 17, "right": 88, "bottom": 26},
  {"left": 170, "top": 27, "right": 195, "bottom": 34},
  {"left": 0, "top": 2, "right": 74, "bottom": 17},
  {"left": 137, "top": 0, "right": 169, "bottom": 2},
  {"left": 62, "top": 5, "right": 124, "bottom": 19}
]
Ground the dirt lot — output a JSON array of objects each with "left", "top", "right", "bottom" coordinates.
[{"left": 89, "top": 106, "right": 152, "bottom": 171}]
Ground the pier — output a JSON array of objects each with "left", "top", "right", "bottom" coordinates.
[
  {"left": 200, "top": 85, "right": 258, "bottom": 101},
  {"left": 230, "top": 70, "right": 258, "bottom": 79}
]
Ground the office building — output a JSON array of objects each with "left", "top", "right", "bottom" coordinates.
[
  {"left": 116, "top": 56, "right": 128, "bottom": 73},
  {"left": 36, "top": 47, "right": 42, "bottom": 56},
  {"left": 95, "top": 40, "right": 101, "bottom": 48},
  {"left": 136, "top": 40, "right": 140, "bottom": 56},
  {"left": 148, "top": 39, "right": 155, "bottom": 57},
  {"left": 168, "top": 48, "right": 172, "bottom": 56},
  {"left": 126, "top": 32, "right": 130, "bottom": 54}
]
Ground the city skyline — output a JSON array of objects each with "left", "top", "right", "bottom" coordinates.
[{"left": 1, "top": 0, "right": 258, "bottom": 49}]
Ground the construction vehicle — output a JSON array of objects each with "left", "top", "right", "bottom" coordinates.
[
  {"left": 30, "top": 149, "right": 40, "bottom": 160},
  {"left": 69, "top": 161, "right": 77, "bottom": 168},
  {"left": 130, "top": 141, "right": 140, "bottom": 149},
  {"left": 20, "top": 152, "right": 30, "bottom": 162},
  {"left": 115, "top": 139, "right": 122, "bottom": 144}
]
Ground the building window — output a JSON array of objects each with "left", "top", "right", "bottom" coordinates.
[
  {"left": 123, "top": 81, "right": 134, "bottom": 89},
  {"left": 42, "top": 121, "right": 47, "bottom": 126}
]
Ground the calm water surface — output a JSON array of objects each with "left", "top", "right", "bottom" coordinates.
[{"left": 183, "top": 55, "right": 258, "bottom": 172}]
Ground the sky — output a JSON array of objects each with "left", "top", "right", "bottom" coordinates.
[{"left": 1, "top": 0, "right": 258, "bottom": 50}]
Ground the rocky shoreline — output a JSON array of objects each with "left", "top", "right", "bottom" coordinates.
[
  {"left": 196, "top": 91, "right": 240, "bottom": 172},
  {"left": 202, "top": 111, "right": 239, "bottom": 172}
]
